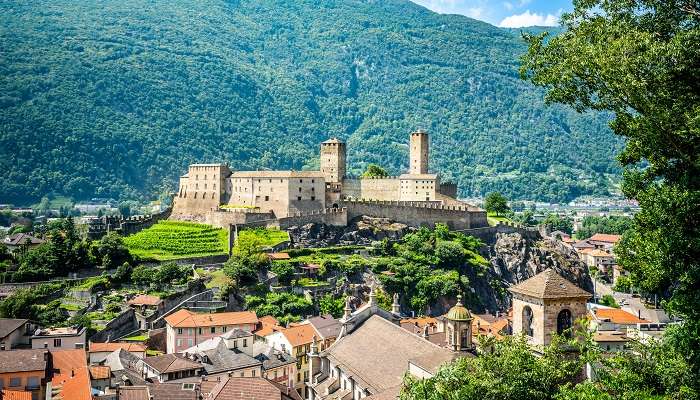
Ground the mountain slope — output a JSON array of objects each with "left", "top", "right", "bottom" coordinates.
[{"left": 0, "top": 0, "right": 622, "bottom": 204}]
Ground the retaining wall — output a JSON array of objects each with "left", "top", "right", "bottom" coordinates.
[
  {"left": 90, "top": 309, "right": 139, "bottom": 343},
  {"left": 340, "top": 200, "right": 487, "bottom": 230}
]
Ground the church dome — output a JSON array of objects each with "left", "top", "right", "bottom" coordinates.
[{"left": 446, "top": 295, "right": 472, "bottom": 321}]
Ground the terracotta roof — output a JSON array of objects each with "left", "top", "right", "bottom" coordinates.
[
  {"left": 259, "top": 316, "right": 279, "bottom": 326},
  {"left": 594, "top": 308, "right": 648, "bottom": 324},
  {"left": 50, "top": 349, "right": 92, "bottom": 400},
  {"left": 127, "top": 294, "right": 163, "bottom": 306},
  {"left": 267, "top": 253, "right": 291, "bottom": 260},
  {"left": 588, "top": 249, "right": 613, "bottom": 257},
  {"left": 0, "top": 349, "right": 47, "bottom": 373},
  {"left": 164, "top": 310, "right": 258, "bottom": 328},
  {"left": 2, "top": 233, "right": 44, "bottom": 246},
  {"left": 89, "top": 342, "right": 147, "bottom": 353},
  {"left": 400, "top": 316, "right": 438, "bottom": 328},
  {"left": 321, "top": 315, "right": 455, "bottom": 393},
  {"left": 202, "top": 376, "right": 303, "bottom": 400},
  {"left": 1, "top": 390, "right": 32, "bottom": 400},
  {"left": 280, "top": 324, "right": 316, "bottom": 348},
  {"left": 89, "top": 365, "right": 111, "bottom": 380},
  {"left": 508, "top": 269, "right": 592, "bottom": 300},
  {"left": 589, "top": 233, "right": 622, "bottom": 243},
  {"left": 142, "top": 354, "right": 202, "bottom": 374},
  {"left": 0, "top": 318, "right": 28, "bottom": 339},
  {"left": 594, "top": 331, "right": 630, "bottom": 342}
]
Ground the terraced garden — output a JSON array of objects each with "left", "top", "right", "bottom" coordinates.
[{"left": 124, "top": 220, "right": 228, "bottom": 260}]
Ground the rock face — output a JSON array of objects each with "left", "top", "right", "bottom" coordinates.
[
  {"left": 287, "top": 216, "right": 414, "bottom": 248},
  {"left": 481, "top": 232, "right": 594, "bottom": 309}
]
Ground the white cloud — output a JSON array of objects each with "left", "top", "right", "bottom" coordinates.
[
  {"left": 465, "top": 7, "right": 483, "bottom": 19},
  {"left": 498, "top": 10, "right": 559, "bottom": 28}
]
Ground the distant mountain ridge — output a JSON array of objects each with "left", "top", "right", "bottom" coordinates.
[{"left": 0, "top": 0, "right": 621, "bottom": 204}]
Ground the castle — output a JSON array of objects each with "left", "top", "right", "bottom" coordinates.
[{"left": 172, "top": 130, "right": 487, "bottom": 230}]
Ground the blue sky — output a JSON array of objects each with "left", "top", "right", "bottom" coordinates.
[{"left": 410, "top": 0, "right": 573, "bottom": 27}]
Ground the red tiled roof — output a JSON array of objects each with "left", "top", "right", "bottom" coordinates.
[
  {"left": 1, "top": 390, "right": 32, "bottom": 400},
  {"left": 127, "top": 294, "right": 163, "bottom": 306},
  {"left": 280, "top": 324, "right": 316, "bottom": 348},
  {"left": 164, "top": 309, "right": 258, "bottom": 328},
  {"left": 50, "top": 350, "right": 92, "bottom": 400},
  {"left": 267, "top": 253, "right": 291, "bottom": 260},
  {"left": 89, "top": 342, "right": 146, "bottom": 353},
  {"left": 594, "top": 308, "right": 648, "bottom": 324},
  {"left": 589, "top": 233, "right": 622, "bottom": 244},
  {"left": 89, "top": 365, "right": 111, "bottom": 380}
]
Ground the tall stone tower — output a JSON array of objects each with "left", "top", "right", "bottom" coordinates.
[
  {"left": 320, "top": 138, "right": 346, "bottom": 183},
  {"left": 410, "top": 129, "right": 429, "bottom": 175}
]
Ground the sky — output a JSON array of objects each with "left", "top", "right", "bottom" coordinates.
[{"left": 410, "top": 0, "right": 573, "bottom": 28}]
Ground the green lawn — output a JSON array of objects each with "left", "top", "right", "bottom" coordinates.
[
  {"left": 124, "top": 220, "right": 228, "bottom": 261},
  {"left": 196, "top": 268, "right": 231, "bottom": 289},
  {"left": 487, "top": 212, "right": 514, "bottom": 226},
  {"left": 237, "top": 228, "right": 289, "bottom": 249}
]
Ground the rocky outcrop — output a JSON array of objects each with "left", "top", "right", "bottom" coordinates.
[
  {"left": 287, "top": 216, "right": 414, "bottom": 248},
  {"left": 489, "top": 232, "right": 593, "bottom": 293}
]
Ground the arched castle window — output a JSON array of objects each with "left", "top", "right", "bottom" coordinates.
[
  {"left": 461, "top": 329, "right": 469, "bottom": 347},
  {"left": 522, "top": 306, "right": 534, "bottom": 337},
  {"left": 557, "top": 309, "right": 572, "bottom": 336},
  {"left": 194, "top": 192, "right": 198, "bottom": 199}
]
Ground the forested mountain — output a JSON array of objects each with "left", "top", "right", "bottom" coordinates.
[{"left": 0, "top": 0, "right": 622, "bottom": 204}]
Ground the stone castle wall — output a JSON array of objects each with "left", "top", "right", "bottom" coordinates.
[
  {"left": 341, "top": 178, "right": 402, "bottom": 201},
  {"left": 340, "top": 199, "right": 488, "bottom": 230}
]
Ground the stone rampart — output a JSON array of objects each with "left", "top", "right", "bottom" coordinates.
[
  {"left": 203, "top": 209, "right": 275, "bottom": 229},
  {"left": 340, "top": 200, "right": 487, "bottom": 230},
  {"left": 85, "top": 207, "right": 172, "bottom": 240},
  {"left": 90, "top": 309, "right": 139, "bottom": 343}
]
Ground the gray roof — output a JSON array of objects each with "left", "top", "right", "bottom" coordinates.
[
  {"left": 0, "top": 318, "right": 28, "bottom": 339},
  {"left": 321, "top": 315, "right": 454, "bottom": 393},
  {"left": 0, "top": 349, "right": 47, "bottom": 373},
  {"left": 3, "top": 233, "right": 44, "bottom": 246},
  {"left": 307, "top": 315, "right": 341, "bottom": 340},
  {"left": 103, "top": 348, "right": 147, "bottom": 386},
  {"left": 221, "top": 328, "right": 252, "bottom": 340},
  {"left": 254, "top": 346, "right": 296, "bottom": 371},
  {"left": 143, "top": 353, "right": 202, "bottom": 374},
  {"left": 200, "top": 341, "right": 261, "bottom": 375}
]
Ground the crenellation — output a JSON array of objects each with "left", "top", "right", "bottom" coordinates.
[{"left": 171, "top": 131, "right": 487, "bottom": 230}]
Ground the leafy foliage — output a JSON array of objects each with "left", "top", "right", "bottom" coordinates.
[
  {"left": 245, "top": 292, "right": 313, "bottom": 326},
  {"left": 319, "top": 294, "right": 345, "bottom": 318},
  {"left": 521, "top": 0, "right": 700, "bottom": 378},
  {"left": 0, "top": 0, "right": 620, "bottom": 205},
  {"left": 361, "top": 164, "right": 389, "bottom": 179},
  {"left": 377, "top": 224, "right": 486, "bottom": 315},
  {"left": 123, "top": 220, "right": 227, "bottom": 260},
  {"left": 484, "top": 192, "right": 509, "bottom": 217},
  {"left": 541, "top": 213, "right": 574, "bottom": 235}
]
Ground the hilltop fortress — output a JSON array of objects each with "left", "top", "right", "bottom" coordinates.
[{"left": 172, "top": 131, "right": 487, "bottom": 230}]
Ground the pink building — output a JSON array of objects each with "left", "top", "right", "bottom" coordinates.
[{"left": 164, "top": 309, "right": 258, "bottom": 354}]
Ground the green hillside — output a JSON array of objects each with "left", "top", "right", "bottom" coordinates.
[{"left": 0, "top": 0, "right": 622, "bottom": 204}]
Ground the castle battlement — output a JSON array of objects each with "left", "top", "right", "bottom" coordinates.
[{"left": 171, "top": 130, "right": 488, "bottom": 230}]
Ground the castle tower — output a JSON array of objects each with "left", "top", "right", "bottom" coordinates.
[
  {"left": 445, "top": 295, "right": 473, "bottom": 351},
  {"left": 320, "top": 138, "right": 346, "bottom": 183},
  {"left": 409, "top": 129, "right": 429, "bottom": 175},
  {"left": 509, "top": 269, "right": 591, "bottom": 348}
]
